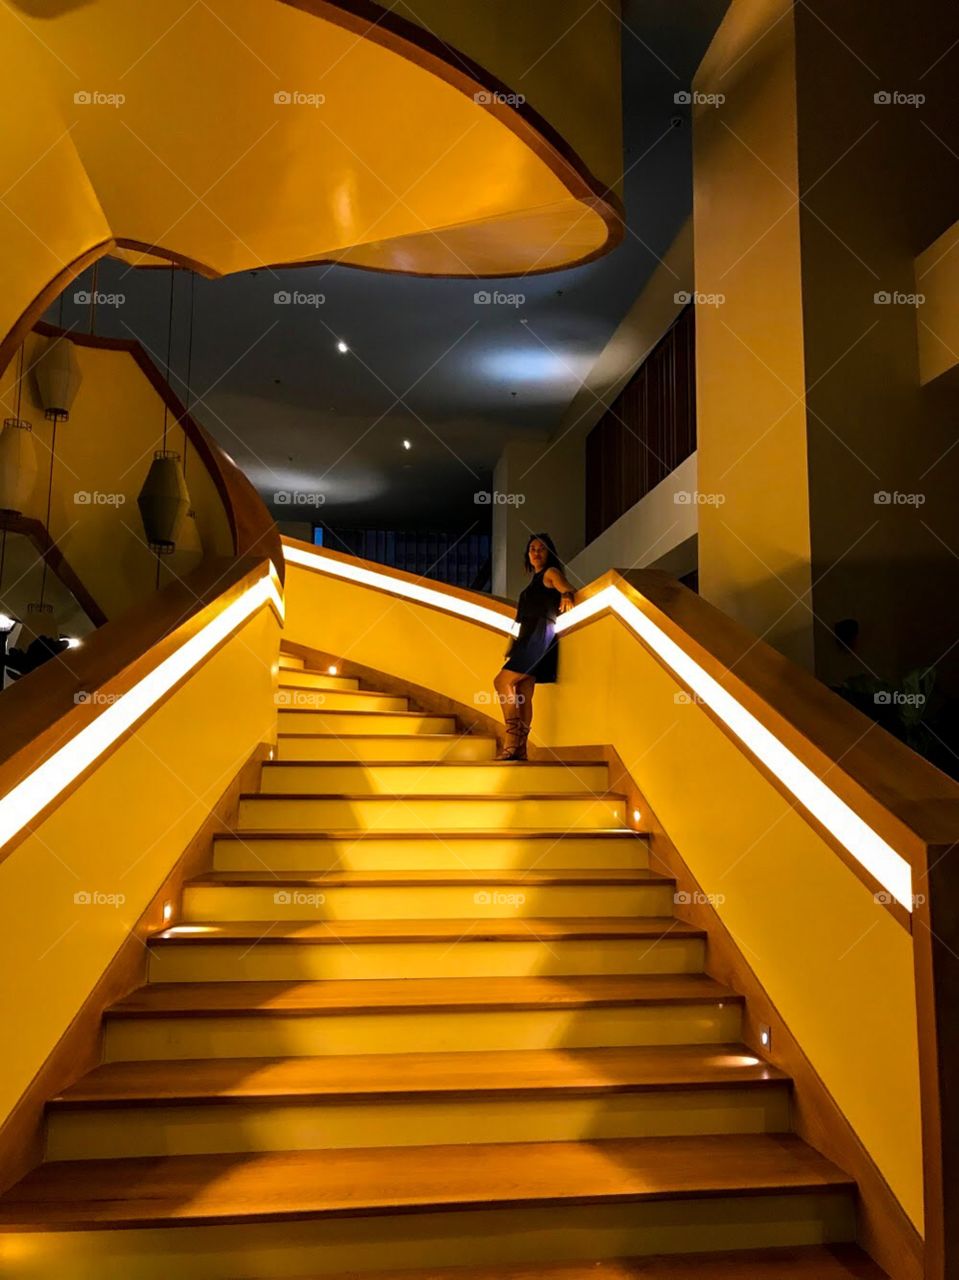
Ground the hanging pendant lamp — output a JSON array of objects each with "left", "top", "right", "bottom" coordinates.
[
  {"left": 0, "top": 343, "right": 37, "bottom": 515},
  {"left": 137, "top": 267, "right": 192, "bottom": 566},
  {"left": 34, "top": 335, "right": 82, "bottom": 421}
]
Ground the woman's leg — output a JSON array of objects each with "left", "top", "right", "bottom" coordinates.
[
  {"left": 512, "top": 676, "right": 535, "bottom": 760},
  {"left": 493, "top": 669, "right": 526, "bottom": 758}
]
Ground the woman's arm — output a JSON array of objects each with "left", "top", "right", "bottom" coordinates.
[{"left": 544, "top": 566, "right": 577, "bottom": 614}]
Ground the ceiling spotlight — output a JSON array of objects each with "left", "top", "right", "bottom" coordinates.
[
  {"left": 402, "top": 439, "right": 412, "bottom": 450},
  {"left": 336, "top": 340, "right": 349, "bottom": 354}
]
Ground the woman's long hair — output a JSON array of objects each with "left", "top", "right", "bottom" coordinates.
[{"left": 523, "top": 532, "right": 564, "bottom": 575}]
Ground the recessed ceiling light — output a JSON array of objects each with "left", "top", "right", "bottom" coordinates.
[
  {"left": 336, "top": 340, "right": 349, "bottom": 354},
  {"left": 402, "top": 439, "right": 412, "bottom": 450}
]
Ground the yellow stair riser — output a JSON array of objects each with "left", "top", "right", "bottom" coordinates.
[
  {"left": 179, "top": 883, "right": 673, "bottom": 921},
  {"left": 0, "top": 1195, "right": 857, "bottom": 1280},
  {"left": 277, "top": 711, "right": 456, "bottom": 735},
  {"left": 259, "top": 763, "right": 610, "bottom": 796},
  {"left": 276, "top": 736, "right": 496, "bottom": 762},
  {"left": 211, "top": 835, "right": 650, "bottom": 873},
  {"left": 103, "top": 1003, "right": 744, "bottom": 1062},
  {"left": 277, "top": 672, "right": 359, "bottom": 690},
  {"left": 146, "top": 936, "right": 706, "bottom": 982},
  {"left": 236, "top": 796, "right": 628, "bottom": 831},
  {"left": 46, "top": 1087, "right": 792, "bottom": 1162},
  {"left": 277, "top": 654, "right": 304, "bottom": 670},
  {"left": 276, "top": 690, "right": 409, "bottom": 712}
]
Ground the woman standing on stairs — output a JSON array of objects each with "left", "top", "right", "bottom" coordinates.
[{"left": 493, "top": 532, "right": 576, "bottom": 761}]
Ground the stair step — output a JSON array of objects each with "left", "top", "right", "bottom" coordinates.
[
  {"left": 179, "top": 867, "right": 672, "bottom": 921},
  {"left": 277, "top": 709, "right": 456, "bottom": 734},
  {"left": 147, "top": 916, "right": 704, "bottom": 981},
  {"left": 211, "top": 829, "right": 649, "bottom": 872},
  {"left": 260, "top": 760, "right": 610, "bottom": 796},
  {"left": 305, "top": 1247, "right": 888, "bottom": 1278},
  {"left": 102, "top": 974, "right": 744, "bottom": 1060},
  {"left": 0, "top": 1134, "right": 855, "bottom": 1231},
  {"left": 276, "top": 671, "right": 359, "bottom": 690},
  {"left": 277, "top": 653, "right": 305, "bottom": 670},
  {"left": 276, "top": 687, "right": 409, "bottom": 712},
  {"left": 276, "top": 733, "right": 497, "bottom": 761},
  {"left": 46, "top": 1044, "right": 790, "bottom": 1160},
  {"left": 236, "top": 792, "right": 629, "bottom": 832}
]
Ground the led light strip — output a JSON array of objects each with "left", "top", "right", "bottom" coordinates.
[
  {"left": 557, "top": 586, "right": 913, "bottom": 908},
  {"left": 284, "top": 543, "right": 519, "bottom": 636},
  {"left": 0, "top": 570, "right": 284, "bottom": 851}
]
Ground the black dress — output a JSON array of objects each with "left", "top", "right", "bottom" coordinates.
[{"left": 502, "top": 570, "right": 561, "bottom": 683}]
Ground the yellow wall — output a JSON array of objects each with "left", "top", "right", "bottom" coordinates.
[
  {"left": 0, "top": 601, "right": 279, "bottom": 1129},
  {"left": 282, "top": 555, "right": 923, "bottom": 1229},
  {"left": 917, "top": 221, "right": 959, "bottom": 386},
  {"left": 692, "top": 0, "right": 814, "bottom": 671},
  {"left": 0, "top": 334, "right": 233, "bottom": 622}
]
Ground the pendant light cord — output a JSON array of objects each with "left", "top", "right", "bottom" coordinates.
[
  {"left": 38, "top": 417, "right": 58, "bottom": 610},
  {"left": 183, "top": 271, "right": 195, "bottom": 477},
  {"left": 161, "top": 265, "right": 175, "bottom": 454}
]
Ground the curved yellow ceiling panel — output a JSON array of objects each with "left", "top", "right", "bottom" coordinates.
[{"left": 0, "top": 0, "right": 623, "bottom": 365}]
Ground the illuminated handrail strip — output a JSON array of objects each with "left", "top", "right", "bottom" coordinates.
[
  {"left": 285, "top": 541, "right": 913, "bottom": 910},
  {"left": 284, "top": 543, "right": 519, "bottom": 636},
  {"left": 0, "top": 569, "right": 284, "bottom": 851}
]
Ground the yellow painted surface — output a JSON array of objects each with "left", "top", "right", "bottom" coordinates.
[
  {"left": 692, "top": 0, "right": 815, "bottom": 670},
  {"left": 0, "top": 334, "right": 233, "bottom": 620},
  {"left": 916, "top": 220, "right": 959, "bottom": 385},
  {"left": 0, "top": 604, "right": 279, "bottom": 1133},
  {"left": 282, "top": 555, "right": 923, "bottom": 1228},
  {"left": 0, "top": 0, "right": 621, "bottom": 356}
]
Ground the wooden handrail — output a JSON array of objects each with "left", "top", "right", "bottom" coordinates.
[
  {"left": 33, "top": 322, "right": 283, "bottom": 583},
  {"left": 0, "top": 554, "right": 281, "bottom": 868},
  {"left": 0, "top": 512, "right": 107, "bottom": 628}
]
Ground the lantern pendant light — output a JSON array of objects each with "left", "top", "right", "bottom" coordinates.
[
  {"left": 0, "top": 342, "right": 37, "bottom": 516},
  {"left": 137, "top": 267, "right": 191, "bottom": 570}
]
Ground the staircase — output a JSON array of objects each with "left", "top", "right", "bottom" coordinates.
[{"left": 0, "top": 649, "right": 887, "bottom": 1278}]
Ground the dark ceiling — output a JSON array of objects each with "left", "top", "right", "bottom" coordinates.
[{"left": 53, "top": 0, "right": 729, "bottom": 530}]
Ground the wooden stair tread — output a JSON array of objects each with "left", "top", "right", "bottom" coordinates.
[
  {"left": 151, "top": 917, "right": 701, "bottom": 944},
  {"left": 186, "top": 869, "right": 670, "bottom": 888},
  {"left": 52, "top": 1044, "right": 787, "bottom": 1107},
  {"left": 0, "top": 1134, "right": 854, "bottom": 1230},
  {"left": 278, "top": 732, "right": 494, "bottom": 740},
  {"left": 238, "top": 790, "right": 629, "bottom": 801},
  {"left": 107, "top": 974, "right": 741, "bottom": 1018},
  {"left": 264, "top": 760, "right": 608, "bottom": 769},
  {"left": 214, "top": 829, "right": 648, "bottom": 843},
  {"left": 295, "top": 1246, "right": 887, "bottom": 1278},
  {"left": 276, "top": 708, "right": 450, "bottom": 718}
]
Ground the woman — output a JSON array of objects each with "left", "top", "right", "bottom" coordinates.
[{"left": 493, "top": 532, "right": 576, "bottom": 761}]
